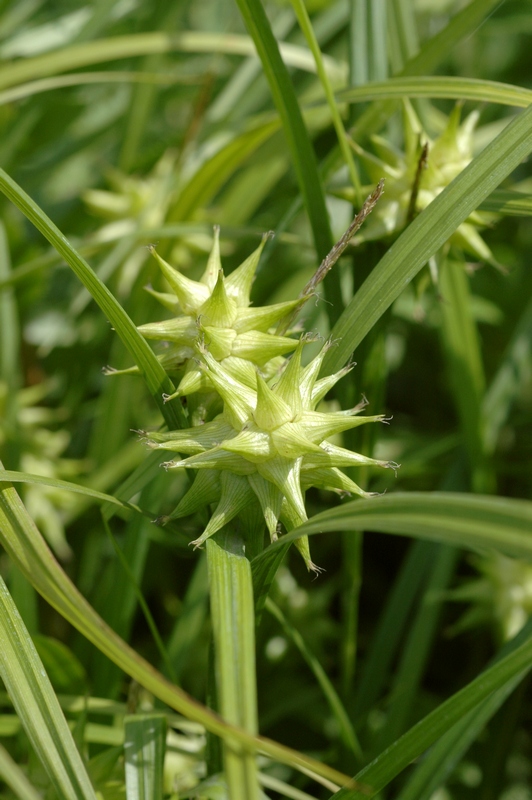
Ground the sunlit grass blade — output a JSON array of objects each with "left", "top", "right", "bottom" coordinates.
[
  {"left": 0, "top": 32, "right": 341, "bottom": 92},
  {"left": 337, "top": 76, "right": 532, "bottom": 108},
  {"left": 0, "top": 168, "right": 186, "bottom": 430},
  {"left": 351, "top": 0, "right": 510, "bottom": 138},
  {"left": 0, "top": 468, "right": 150, "bottom": 518},
  {"left": 331, "top": 621, "right": 532, "bottom": 799},
  {"left": 266, "top": 598, "right": 361, "bottom": 759},
  {"left": 124, "top": 714, "right": 166, "bottom": 800},
  {"left": 207, "top": 537, "right": 260, "bottom": 800},
  {"left": 0, "top": 574, "right": 98, "bottom": 800},
  {"left": 0, "top": 740, "right": 45, "bottom": 800},
  {"left": 169, "top": 119, "right": 281, "bottom": 221},
  {"left": 480, "top": 190, "right": 532, "bottom": 215},
  {"left": 322, "top": 102, "right": 532, "bottom": 376},
  {"left": 289, "top": 0, "right": 361, "bottom": 202},
  {"left": 0, "top": 470, "right": 351, "bottom": 789},
  {"left": 234, "top": 0, "right": 341, "bottom": 317},
  {"left": 253, "top": 492, "right": 532, "bottom": 567},
  {"left": 396, "top": 667, "right": 527, "bottom": 800}
]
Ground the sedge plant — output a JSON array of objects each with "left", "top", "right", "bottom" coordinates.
[{"left": 2, "top": 2, "right": 532, "bottom": 800}]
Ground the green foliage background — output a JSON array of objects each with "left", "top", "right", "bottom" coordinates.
[{"left": 1, "top": 0, "right": 532, "bottom": 798}]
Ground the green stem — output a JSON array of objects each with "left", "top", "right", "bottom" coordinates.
[
  {"left": 206, "top": 534, "right": 260, "bottom": 799},
  {"left": 290, "top": 0, "right": 362, "bottom": 204}
]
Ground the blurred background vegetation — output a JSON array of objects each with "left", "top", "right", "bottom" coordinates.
[{"left": 2, "top": 0, "right": 532, "bottom": 797}]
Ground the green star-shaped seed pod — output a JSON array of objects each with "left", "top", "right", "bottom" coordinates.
[
  {"left": 339, "top": 102, "right": 498, "bottom": 266},
  {"left": 138, "top": 228, "right": 303, "bottom": 406},
  {"left": 143, "top": 338, "right": 398, "bottom": 572}
]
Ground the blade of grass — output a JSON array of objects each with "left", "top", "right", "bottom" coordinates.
[
  {"left": 253, "top": 492, "right": 532, "bottom": 568},
  {"left": 0, "top": 32, "right": 344, "bottom": 92},
  {"left": 331, "top": 620, "right": 532, "bottom": 799},
  {"left": 0, "top": 168, "right": 186, "bottom": 429},
  {"left": 396, "top": 672, "right": 525, "bottom": 800},
  {"left": 0, "top": 573, "right": 98, "bottom": 800},
  {"left": 348, "top": 0, "right": 368, "bottom": 88},
  {"left": 321, "top": 101, "right": 532, "bottom": 376},
  {"left": 388, "top": 0, "right": 419, "bottom": 70},
  {"left": 289, "top": 0, "right": 361, "bottom": 203},
  {"left": 207, "top": 536, "right": 260, "bottom": 800},
  {"left": 480, "top": 190, "right": 532, "bottom": 214},
  {"left": 351, "top": 0, "right": 506, "bottom": 138},
  {"left": 337, "top": 75, "right": 532, "bottom": 108},
  {"left": 124, "top": 714, "right": 166, "bottom": 800},
  {"left": 0, "top": 740, "right": 44, "bottom": 800},
  {"left": 233, "top": 0, "right": 342, "bottom": 320},
  {"left": 368, "top": 0, "right": 387, "bottom": 81},
  {"left": 0, "top": 469, "right": 152, "bottom": 519}
]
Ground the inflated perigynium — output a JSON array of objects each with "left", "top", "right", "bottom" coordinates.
[
  {"left": 340, "top": 102, "right": 497, "bottom": 266},
  {"left": 143, "top": 338, "right": 396, "bottom": 572},
  {"left": 138, "top": 227, "right": 302, "bottom": 405}
]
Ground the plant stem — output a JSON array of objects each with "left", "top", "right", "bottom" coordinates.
[{"left": 206, "top": 533, "right": 260, "bottom": 799}]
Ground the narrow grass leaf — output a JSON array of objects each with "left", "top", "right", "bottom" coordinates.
[
  {"left": 0, "top": 574, "right": 97, "bottom": 800},
  {"left": 396, "top": 673, "right": 525, "bottom": 800},
  {"left": 0, "top": 168, "right": 186, "bottom": 429},
  {"left": 289, "top": 0, "right": 361, "bottom": 201},
  {"left": 234, "top": 0, "right": 340, "bottom": 318},
  {"left": 337, "top": 76, "right": 532, "bottom": 108},
  {"left": 124, "top": 714, "right": 166, "bottom": 800},
  {"left": 207, "top": 537, "right": 260, "bottom": 800},
  {"left": 253, "top": 492, "right": 532, "bottom": 567},
  {"left": 0, "top": 32, "right": 340, "bottom": 92},
  {"left": 0, "top": 222, "right": 18, "bottom": 387},
  {"left": 388, "top": 0, "right": 419, "bottom": 68},
  {"left": 0, "top": 469, "right": 150, "bottom": 518},
  {"left": 331, "top": 624, "right": 532, "bottom": 798},
  {"left": 480, "top": 190, "right": 532, "bottom": 215},
  {"left": 0, "top": 741, "right": 43, "bottom": 800},
  {"left": 322, "top": 102, "right": 532, "bottom": 375}
]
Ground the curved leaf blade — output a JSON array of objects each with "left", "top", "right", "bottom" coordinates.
[
  {"left": 0, "top": 168, "right": 186, "bottom": 429},
  {"left": 0, "top": 574, "right": 97, "bottom": 800},
  {"left": 252, "top": 492, "right": 532, "bottom": 570}
]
